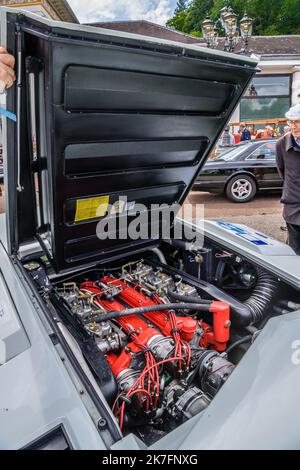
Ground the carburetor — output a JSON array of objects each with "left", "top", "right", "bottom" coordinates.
[
  {"left": 124, "top": 262, "right": 197, "bottom": 297},
  {"left": 59, "top": 283, "right": 126, "bottom": 353}
]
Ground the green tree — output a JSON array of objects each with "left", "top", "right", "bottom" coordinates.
[
  {"left": 277, "top": 0, "right": 300, "bottom": 34},
  {"left": 166, "top": 10, "right": 189, "bottom": 32},
  {"left": 247, "top": 0, "right": 283, "bottom": 36},
  {"left": 175, "top": 0, "right": 188, "bottom": 13},
  {"left": 166, "top": 0, "right": 189, "bottom": 31},
  {"left": 188, "top": 0, "right": 214, "bottom": 32},
  {"left": 166, "top": 0, "right": 300, "bottom": 36}
]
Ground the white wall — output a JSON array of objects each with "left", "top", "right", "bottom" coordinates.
[{"left": 291, "top": 67, "right": 300, "bottom": 105}]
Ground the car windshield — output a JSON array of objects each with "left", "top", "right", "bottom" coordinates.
[{"left": 216, "top": 143, "right": 254, "bottom": 161}]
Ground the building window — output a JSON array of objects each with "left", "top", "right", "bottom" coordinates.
[
  {"left": 244, "top": 75, "right": 290, "bottom": 97},
  {"left": 241, "top": 74, "right": 291, "bottom": 121}
]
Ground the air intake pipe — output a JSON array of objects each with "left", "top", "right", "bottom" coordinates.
[
  {"left": 243, "top": 267, "right": 278, "bottom": 325},
  {"left": 168, "top": 267, "right": 278, "bottom": 327}
]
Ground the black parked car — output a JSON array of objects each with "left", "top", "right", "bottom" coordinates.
[{"left": 193, "top": 140, "right": 282, "bottom": 202}]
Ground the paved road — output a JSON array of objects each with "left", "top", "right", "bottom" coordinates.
[{"left": 185, "top": 191, "right": 286, "bottom": 243}]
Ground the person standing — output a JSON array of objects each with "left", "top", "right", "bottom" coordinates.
[
  {"left": 220, "top": 126, "right": 235, "bottom": 147},
  {"left": 239, "top": 123, "right": 251, "bottom": 142},
  {"left": 262, "top": 125, "right": 274, "bottom": 139},
  {"left": 276, "top": 104, "right": 300, "bottom": 254},
  {"left": 255, "top": 129, "right": 265, "bottom": 139},
  {"left": 247, "top": 126, "right": 255, "bottom": 140}
]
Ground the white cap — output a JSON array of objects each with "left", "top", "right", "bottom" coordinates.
[{"left": 285, "top": 103, "right": 300, "bottom": 120}]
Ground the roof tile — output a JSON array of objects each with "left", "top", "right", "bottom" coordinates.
[{"left": 87, "top": 20, "right": 300, "bottom": 55}]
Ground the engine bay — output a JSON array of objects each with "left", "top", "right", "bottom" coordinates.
[
  {"left": 57, "top": 261, "right": 234, "bottom": 434},
  {"left": 23, "top": 239, "right": 300, "bottom": 446},
  {"left": 5, "top": 11, "right": 299, "bottom": 448}
]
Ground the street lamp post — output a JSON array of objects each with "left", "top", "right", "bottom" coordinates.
[
  {"left": 239, "top": 13, "right": 253, "bottom": 53},
  {"left": 201, "top": 17, "right": 219, "bottom": 49},
  {"left": 202, "top": 6, "right": 253, "bottom": 54}
]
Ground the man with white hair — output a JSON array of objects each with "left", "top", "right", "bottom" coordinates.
[{"left": 276, "top": 104, "right": 300, "bottom": 254}]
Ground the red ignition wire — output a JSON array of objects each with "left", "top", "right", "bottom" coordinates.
[{"left": 116, "top": 355, "right": 188, "bottom": 431}]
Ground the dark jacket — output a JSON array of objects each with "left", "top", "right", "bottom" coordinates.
[
  {"left": 276, "top": 133, "right": 300, "bottom": 225},
  {"left": 240, "top": 128, "right": 251, "bottom": 141}
]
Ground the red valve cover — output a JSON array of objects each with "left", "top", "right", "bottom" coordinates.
[
  {"left": 101, "top": 276, "right": 198, "bottom": 342},
  {"left": 81, "top": 281, "right": 162, "bottom": 376}
]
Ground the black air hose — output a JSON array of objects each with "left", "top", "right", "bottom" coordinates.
[
  {"left": 226, "top": 335, "right": 253, "bottom": 355},
  {"left": 168, "top": 268, "right": 278, "bottom": 327},
  {"left": 243, "top": 267, "right": 278, "bottom": 325},
  {"left": 167, "top": 289, "right": 212, "bottom": 305},
  {"left": 83, "top": 302, "right": 212, "bottom": 325}
]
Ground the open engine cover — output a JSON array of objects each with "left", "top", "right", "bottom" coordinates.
[{"left": 3, "top": 9, "right": 257, "bottom": 272}]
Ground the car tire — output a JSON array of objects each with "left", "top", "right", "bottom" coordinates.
[{"left": 226, "top": 174, "right": 257, "bottom": 203}]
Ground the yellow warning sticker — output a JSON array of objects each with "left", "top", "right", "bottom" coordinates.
[{"left": 75, "top": 196, "right": 110, "bottom": 223}]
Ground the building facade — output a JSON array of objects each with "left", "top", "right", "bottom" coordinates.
[
  {"left": 0, "top": 0, "right": 78, "bottom": 22},
  {"left": 228, "top": 36, "right": 300, "bottom": 129}
]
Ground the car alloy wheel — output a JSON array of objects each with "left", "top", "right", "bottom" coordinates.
[
  {"left": 231, "top": 178, "right": 253, "bottom": 200},
  {"left": 226, "top": 175, "right": 256, "bottom": 203}
]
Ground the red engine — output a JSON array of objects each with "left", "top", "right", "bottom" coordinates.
[
  {"left": 81, "top": 278, "right": 196, "bottom": 378},
  {"left": 60, "top": 262, "right": 234, "bottom": 431}
]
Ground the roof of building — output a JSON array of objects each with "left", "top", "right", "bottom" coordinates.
[
  {"left": 49, "top": 0, "right": 78, "bottom": 23},
  {"left": 217, "top": 35, "right": 300, "bottom": 55},
  {"left": 86, "top": 20, "right": 201, "bottom": 44},
  {"left": 87, "top": 20, "right": 300, "bottom": 57}
]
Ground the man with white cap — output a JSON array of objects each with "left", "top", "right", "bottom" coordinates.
[{"left": 276, "top": 103, "right": 300, "bottom": 254}]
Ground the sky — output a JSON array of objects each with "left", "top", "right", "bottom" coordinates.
[{"left": 68, "top": 0, "right": 177, "bottom": 25}]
